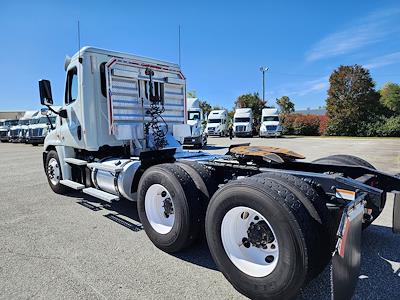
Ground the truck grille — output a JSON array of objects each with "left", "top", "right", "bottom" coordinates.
[
  {"left": 208, "top": 127, "right": 216, "bottom": 132},
  {"left": 0, "top": 131, "right": 7, "bottom": 137},
  {"left": 236, "top": 125, "right": 246, "bottom": 132},
  {"left": 9, "top": 129, "right": 20, "bottom": 137},
  {"left": 266, "top": 125, "right": 277, "bottom": 131},
  {"left": 29, "top": 128, "right": 44, "bottom": 137}
]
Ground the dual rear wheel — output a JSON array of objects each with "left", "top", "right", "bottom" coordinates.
[{"left": 137, "top": 162, "right": 333, "bottom": 299}]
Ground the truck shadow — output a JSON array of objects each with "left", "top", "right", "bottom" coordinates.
[
  {"left": 71, "top": 191, "right": 219, "bottom": 270},
  {"left": 297, "top": 224, "right": 400, "bottom": 299},
  {"left": 71, "top": 192, "right": 400, "bottom": 298}
]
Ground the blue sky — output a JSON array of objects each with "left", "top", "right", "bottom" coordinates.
[{"left": 0, "top": 0, "right": 399, "bottom": 111}]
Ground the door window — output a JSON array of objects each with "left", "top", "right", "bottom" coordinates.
[{"left": 65, "top": 67, "right": 78, "bottom": 105}]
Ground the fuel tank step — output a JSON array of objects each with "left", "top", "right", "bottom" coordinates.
[
  {"left": 82, "top": 187, "right": 119, "bottom": 202},
  {"left": 60, "top": 180, "right": 85, "bottom": 190},
  {"left": 64, "top": 158, "right": 88, "bottom": 166},
  {"left": 87, "top": 162, "right": 123, "bottom": 173}
]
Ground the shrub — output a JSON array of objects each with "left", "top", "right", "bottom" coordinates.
[
  {"left": 282, "top": 113, "right": 325, "bottom": 136},
  {"left": 379, "top": 116, "right": 400, "bottom": 137}
]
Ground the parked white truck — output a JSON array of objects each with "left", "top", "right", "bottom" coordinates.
[
  {"left": 9, "top": 110, "right": 39, "bottom": 142},
  {"left": 183, "top": 97, "right": 207, "bottom": 148},
  {"left": 206, "top": 109, "right": 228, "bottom": 136},
  {"left": 27, "top": 110, "right": 57, "bottom": 146},
  {"left": 39, "top": 46, "right": 400, "bottom": 300},
  {"left": 0, "top": 119, "right": 18, "bottom": 142},
  {"left": 259, "top": 108, "right": 282, "bottom": 137},
  {"left": 233, "top": 107, "right": 253, "bottom": 137}
]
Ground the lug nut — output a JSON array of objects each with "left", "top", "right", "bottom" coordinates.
[
  {"left": 242, "top": 238, "right": 250, "bottom": 248},
  {"left": 265, "top": 255, "right": 274, "bottom": 263}
]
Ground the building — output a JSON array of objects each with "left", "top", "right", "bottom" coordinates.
[
  {"left": 295, "top": 108, "right": 327, "bottom": 115},
  {"left": 0, "top": 111, "right": 25, "bottom": 120}
]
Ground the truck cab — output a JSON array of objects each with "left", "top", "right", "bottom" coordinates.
[
  {"left": 259, "top": 108, "right": 282, "bottom": 137},
  {"left": 9, "top": 111, "right": 39, "bottom": 142},
  {"left": 206, "top": 109, "right": 228, "bottom": 136},
  {"left": 183, "top": 97, "right": 207, "bottom": 148},
  {"left": 1, "top": 119, "right": 18, "bottom": 142},
  {"left": 233, "top": 108, "right": 253, "bottom": 137},
  {"left": 27, "top": 110, "right": 57, "bottom": 146}
]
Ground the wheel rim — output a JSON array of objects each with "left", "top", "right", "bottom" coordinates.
[
  {"left": 221, "top": 206, "right": 279, "bottom": 277},
  {"left": 47, "top": 157, "right": 61, "bottom": 186},
  {"left": 145, "top": 184, "right": 175, "bottom": 234}
]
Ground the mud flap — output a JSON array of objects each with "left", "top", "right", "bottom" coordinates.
[
  {"left": 393, "top": 191, "right": 400, "bottom": 234},
  {"left": 331, "top": 198, "right": 364, "bottom": 300}
]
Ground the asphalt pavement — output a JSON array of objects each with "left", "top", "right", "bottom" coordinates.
[{"left": 0, "top": 137, "right": 399, "bottom": 299}]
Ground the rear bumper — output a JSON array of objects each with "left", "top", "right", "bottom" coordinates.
[
  {"left": 28, "top": 137, "right": 45, "bottom": 144},
  {"left": 234, "top": 131, "right": 252, "bottom": 137},
  {"left": 260, "top": 131, "right": 282, "bottom": 137},
  {"left": 183, "top": 135, "right": 203, "bottom": 145}
]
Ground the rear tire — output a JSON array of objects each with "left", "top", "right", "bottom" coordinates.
[
  {"left": 252, "top": 172, "right": 334, "bottom": 275},
  {"left": 137, "top": 163, "right": 202, "bottom": 253},
  {"left": 45, "top": 150, "right": 69, "bottom": 194},
  {"left": 205, "top": 177, "right": 322, "bottom": 300}
]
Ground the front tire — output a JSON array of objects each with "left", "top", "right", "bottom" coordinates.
[
  {"left": 137, "top": 163, "right": 202, "bottom": 253},
  {"left": 45, "top": 150, "right": 69, "bottom": 194},
  {"left": 205, "top": 177, "right": 322, "bottom": 300}
]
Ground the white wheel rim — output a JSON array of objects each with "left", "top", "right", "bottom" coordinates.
[
  {"left": 47, "top": 158, "right": 61, "bottom": 185},
  {"left": 221, "top": 206, "right": 279, "bottom": 277},
  {"left": 145, "top": 184, "right": 175, "bottom": 234}
]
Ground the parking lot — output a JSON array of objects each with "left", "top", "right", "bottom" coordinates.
[{"left": 0, "top": 137, "right": 399, "bottom": 300}]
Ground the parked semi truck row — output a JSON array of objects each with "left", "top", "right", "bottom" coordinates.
[{"left": 38, "top": 46, "right": 399, "bottom": 300}]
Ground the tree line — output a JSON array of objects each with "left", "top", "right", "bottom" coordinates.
[{"left": 188, "top": 64, "right": 400, "bottom": 136}]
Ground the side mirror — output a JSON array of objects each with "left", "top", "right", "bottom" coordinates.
[
  {"left": 40, "top": 108, "right": 49, "bottom": 116},
  {"left": 39, "top": 79, "right": 53, "bottom": 106},
  {"left": 58, "top": 109, "right": 68, "bottom": 119}
]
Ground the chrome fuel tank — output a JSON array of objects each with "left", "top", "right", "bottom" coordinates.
[{"left": 91, "top": 159, "right": 141, "bottom": 201}]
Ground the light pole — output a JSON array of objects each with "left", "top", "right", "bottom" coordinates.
[{"left": 260, "top": 66, "right": 269, "bottom": 103}]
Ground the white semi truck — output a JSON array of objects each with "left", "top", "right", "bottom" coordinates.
[
  {"left": 206, "top": 109, "right": 228, "bottom": 136},
  {"left": 39, "top": 46, "right": 400, "bottom": 300},
  {"left": 233, "top": 107, "right": 253, "bottom": 137},
  {"left": 0, "top": 119, "right": 18, "bottom": 142},
  {"left": 8, "top": 110, "right": 39, "bottom": 142},
  {"left": 259, "top": 108, "right": 282, "bottom": 137},
  {"left": 183, "top": 97, "right": 207, "bottom": 148},
  {"left": 27, "top": 108, "right": 58, "bottom": 145}
]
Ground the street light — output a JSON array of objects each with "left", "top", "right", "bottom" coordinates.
[{"left": 260, "top": 66, "right": 269, "bottom": 103}]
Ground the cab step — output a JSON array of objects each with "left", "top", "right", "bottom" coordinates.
[
  {"left": 64, "top": 158, "right": 88, "bottom": 166},
  {"left": 60, "top": 180, "right": 85, "bottom": 190},
  {"left": 87, "top": 162, "right": 123, "bottom": 173},
  {"left": 83, "top": 187, "right": 119, "bottom": 202}
]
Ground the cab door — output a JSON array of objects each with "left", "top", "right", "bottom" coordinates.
[{"left": 59, "top": 61, "right": 85, "bottom": 149}]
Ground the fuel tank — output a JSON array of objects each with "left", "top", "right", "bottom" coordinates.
[{"left": 91, "top": 159, "right": 141, "bottom": 201}]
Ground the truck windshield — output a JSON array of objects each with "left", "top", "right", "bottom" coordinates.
[
  {"left": 30, "top": 118, "right": 40, "bottom": 125},
  {"left": 235, "top": 117, "right": 250, "bottom": 123},
  {"left": 0, "top": 122, "right": 3, "bottom": 126},
  {"left": 208, "top": 119, "right": 221, "bottom": 123},
  {"left": 39, "top": 117, "right": 56, "bottom": 124},
  {"left": 18, "top": 119, "right": 30, "bottom": 125},
  {"left": 263, "top": 116, "right": 279, "bottom": 122},
  {"left": 6, "top": 120, "right": 19, "bottom": 126},
  {"left": 188, "top": 111, "right": 201, "bottom": 120}
]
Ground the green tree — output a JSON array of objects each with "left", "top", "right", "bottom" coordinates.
[
  {"left": 380, "top": 82, "right": 400, "bottom": 114},
  {"left": 234, "top": 93, "right": 266, "bottom": 130},
  {"left": 326, "top": 65, "right": 381, "bottom": 136},
  {"left": 276, "top": 96, "right": 295, "bottom": 114},
  {"left": 199, "top": 100, "right": 212, "bottom": 117},
  {"left": 186, "top": 90, "right": 197, "bottom": 98}
]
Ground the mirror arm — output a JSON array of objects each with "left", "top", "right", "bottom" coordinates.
[
  {"left": 45, "top": 115, "right": 55, "bottom": 130},
  {"left": 46, "top": 105, "right": 59, "bottom": 116}
]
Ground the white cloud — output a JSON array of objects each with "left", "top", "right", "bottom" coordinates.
[
  {"left": 277, "top": 76, "right": 329, "bottom": 97},
  {"left": 364, "top": 51, "right": 400, "bottom": 69},
  {"left": 306, "top": 8, "right": 400, "bottom": 62}
]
